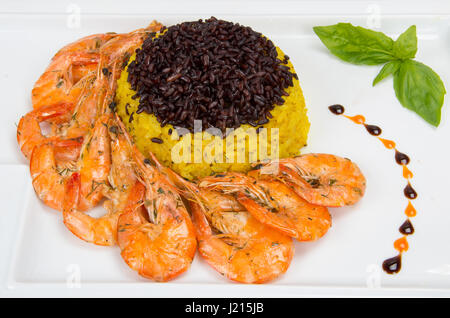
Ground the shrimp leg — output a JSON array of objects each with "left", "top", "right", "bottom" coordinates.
[{"left": 76, "top": 114, "right": 112, "bottom": 211}]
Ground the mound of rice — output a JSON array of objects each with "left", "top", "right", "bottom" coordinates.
[{"left": 115, "top": 46, "right": 309, "bottom": 180}]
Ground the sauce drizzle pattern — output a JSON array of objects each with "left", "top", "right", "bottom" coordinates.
[{"left": 328, "top": 104, "right": 418, "bottom": 274}]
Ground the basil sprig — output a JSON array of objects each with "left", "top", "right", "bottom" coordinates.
[{"left": 313, "top": 23, "right": 446, "bottom": 127}]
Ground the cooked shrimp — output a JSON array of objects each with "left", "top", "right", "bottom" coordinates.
[
  {"left": 53, "top": 33, "right": 117, "bottom": 58},
  {"left": 62, "top": 117, "right": 139, "bottom": 245},
  {"left": 199, "top": 173, "right": 332, "bottom": 241},
  {"left": 53, "top": 137, "right": 84, "bottom": 163},
  {"left": 54, "top": 33, "right": 117, "bottom": 84},
  {"left": 30, "top": 138, "right": 83, "bottom": 211},
  {"left": 32, "top": 31, "right": 117, "bottom": 111},
  {"left": 62, "top": 73, "right": 104, "bottom": 139},
  {"left": 116, "top": 145, "right": 196, "bottom": 282},
  {"left": 17, "top": 102, "right": 76, "bottom": 159},
  {"left": 24, "top": 110, "right": 110, "bottom": 212},
  {"left": 76, "top": 114, "right": 112, "bottom": 211},
  {"left": 190, "top": 201, "right": 293, "bottom": 284},
  {"left": 102, "top": 116, "right": 139, "bottom": 212},
  {"left": 255, "top": 154, "right": 366, "bottom": 207},
  {"left": 32, "top": 51, "right": 99, "bottom": 110}
]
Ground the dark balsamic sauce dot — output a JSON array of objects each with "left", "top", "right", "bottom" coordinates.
[
  {"left": 382, "top": 254, "right": 402, "bottom": 274},
  {"left": 404, "top": 182, "right": 417, "bottom": 200},
  {"left": 364, "top": 124, "right": 382, "bottom": 136},
  {"left": 328, "top": 104, "right": 345, "bottom": 115},
  {"left": 399, "top": 219, "right": 415, "bottom": 235},
  {"left": 395, "top": 150, "right": 410, "bottom": 165}
]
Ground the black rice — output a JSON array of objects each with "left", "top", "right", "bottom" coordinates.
[
  {"left": 151, "top": 137, "right": 163, "bottom": 144},
  {"left": 102, "top": 67, "right": 110, "bottom": 76},
  {"left": 127, "top": 17, "right": 295, "bottom": 133}
]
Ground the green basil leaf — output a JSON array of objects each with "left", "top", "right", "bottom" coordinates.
[
  {"left": 373, "top": 60, "right": 402, "bottom": 86},
  {"left": 313, "top": 23, "right": 396, "bottom": 65},
  {"left": 393, "top": 25, "right": 417, "bottom": 59},
  {"left": 393, "top": 60, "right": 446, "bottom": 126}
]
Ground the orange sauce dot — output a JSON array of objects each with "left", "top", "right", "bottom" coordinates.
[
  {"left": 402, "top": 165, "right": 413, "bottom": 179},
  {"left": 378, "top": 138, "right": 396, "bottom": 149},
  {"left": 344, "top": 114, "right": 366, "bottom": 125},
  {"left": 405, "top": 201, "right": 417, "bottom": 217},
  {"left": 394, "top": 236, "right": 409, "bottom": 253}
]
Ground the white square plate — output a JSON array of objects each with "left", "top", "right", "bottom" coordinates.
[{"left": 1, "top": 0, "right": 450, "bottom": 297}]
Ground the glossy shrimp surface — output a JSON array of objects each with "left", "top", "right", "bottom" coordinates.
[
  {"left": 117, "top": 177, "right": 197, "bottom": 281},
  {"left": 30, "top": 138, "right": 82, "bottom": 211},
  {"left": 61, "top": 73, "right": 102, "bottom": 139},
  {"left": 258, "top": 154, "right": 366, "bottom": 207},
  {"left": 199, "top": 173, "right": 331, "bottom": 241},
  {"left": 102, "top": 116, "right": 139, "bottom": 213},
  {"left": 32, "top": 51, "right": 100, "bottom": 111},
  {"left": 32, "top": 32, "right": 117, "bottom": 111}
]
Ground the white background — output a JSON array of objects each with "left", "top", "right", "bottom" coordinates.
[{"left": 0, "top": 0, "right": 449, "bottom": 297}]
